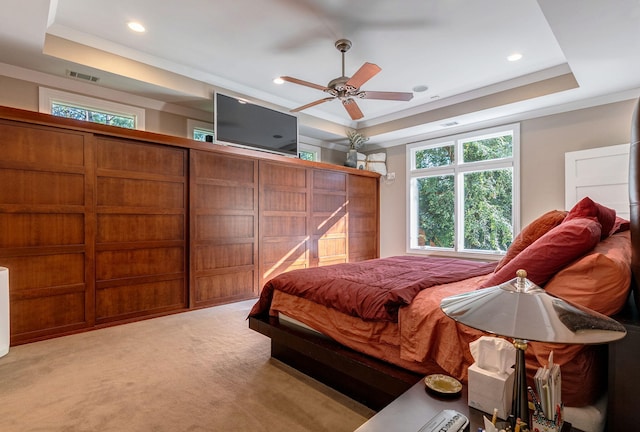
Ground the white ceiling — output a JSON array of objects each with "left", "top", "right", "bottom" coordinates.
[{"left": 1, "top": 0, "right": 639, "bottom": 146}]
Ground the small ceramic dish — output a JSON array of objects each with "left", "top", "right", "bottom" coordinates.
[{"left": 424, "top": 374, "right": 462, "bottom": 397}]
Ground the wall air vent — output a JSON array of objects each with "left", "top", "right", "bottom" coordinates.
[
  {"left": 66, "top": 70, "right": 100, "bottom": 83},
  {"left": 441, "top": 121, "right": 459, "bottom": 127}
]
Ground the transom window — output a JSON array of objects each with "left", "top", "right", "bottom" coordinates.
[
  {"left": 407, "top": 124, "right": 520, "bottom": 257},
  {"left": 298, "top": 142, "right": 322, "bottom": 162},
  {"left": 39, "top": 87, "right": 145, "bottom": 130},
  {"left": 51, "top": 101, "right": 135, "bottom": 128},
  {"left": 188, "top": 119, "right": 214, "bottom": 141},
  {"left": 193, "top": 128, "right": 214, "bottom": 142}
]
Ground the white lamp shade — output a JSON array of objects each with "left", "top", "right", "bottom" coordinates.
[{"left": 440, "top": 274, "right": 626, "bottom": 344}]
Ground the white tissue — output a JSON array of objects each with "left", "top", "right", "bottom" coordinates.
[{"left": 469, "top": 336, "right": 516, "bottom": 374}]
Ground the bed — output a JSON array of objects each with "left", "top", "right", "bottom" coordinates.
[{"left": 248, "top": 96, "right": 640, "bottom": 430}]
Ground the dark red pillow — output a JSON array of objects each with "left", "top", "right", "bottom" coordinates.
[
  {"left": 565, "top": 197, "right": 616, "bottom": 239},
  {"left": 480, "top": 217, "right": 602, "bottom": 287},
  {"left": 610, "top": 216, "right": 630, "bottom": 235},
  {"left": 494, "top": 210, "right": 567, "bottom": 272}
]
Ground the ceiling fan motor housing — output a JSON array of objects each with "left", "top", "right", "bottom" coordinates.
[{"left": 335, "top": 39, "right": 352, "bottom": 53}]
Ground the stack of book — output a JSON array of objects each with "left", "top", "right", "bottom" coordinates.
[{"left": 532, "top": 351, "right": 563, "bottom": 431}]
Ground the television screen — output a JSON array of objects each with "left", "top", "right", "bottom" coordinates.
[{"left": 215, "top": 93, "right": 298, "bottom": 157}]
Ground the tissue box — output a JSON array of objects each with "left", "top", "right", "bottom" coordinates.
[{"left": 468, "top": 362, "right": 514, "bottom": 420}]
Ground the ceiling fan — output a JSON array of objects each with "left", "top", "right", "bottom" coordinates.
[{"left": 280, "top": 39, "right": 414, "bottom": 120}]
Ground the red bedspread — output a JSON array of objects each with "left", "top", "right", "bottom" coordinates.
[{"left": 249, "top": 256, "right": 497, "bottom": 322}]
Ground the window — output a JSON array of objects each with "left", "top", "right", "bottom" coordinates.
[
  {"left": 298, "top": 142, "right": 322, "bottom": 162},
  {"left": 187, "top": 119, "right": 214, "bottom": 141},
  {"left": 407, "top": 124, "right": 520, "bottom": 257},
  {"left": 51, "top": 102, "right": 135, "bottom": 128},
  {"left": 39, "top": 87, "right": 145, "bottom": 130}
]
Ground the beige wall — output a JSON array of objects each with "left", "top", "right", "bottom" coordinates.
[
  {"left": 0, "top": 75, "right": 39, "bottom": 111},
  {"left": 379, "top": 99, "right": 638, "bottom": 257},
  {"left": 520, "top": 100, "right": 635, "bottom": 222},
  {"left": 0, "top": 73, "right": 346, "bottom": 163},
  {"left": 321, "top": 147, "right": 348, "bottom": 166},
  {"left": 0, "top": 75, "right": 198, "bottom": 138}
]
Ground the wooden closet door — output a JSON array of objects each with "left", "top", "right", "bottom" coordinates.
[
  {"left": 310, "top": 169, "right": 347, "bottom": 267},
  {"left": 0, "top": 120, "right": 94, "bottom": 343},
  {"left": 190, "top": 150, "right": 258, "bottom": 307},
  {"left": 348, "top": 174, "right": 380, "bottom": 261},
  {"left": 259, "top": 160, "right": 310, "bottom": 288},
  {"left": 94, "top": 137, "right": 187, "bottom": 323}
]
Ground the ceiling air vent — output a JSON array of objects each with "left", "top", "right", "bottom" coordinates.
[
  {"left": 441, "top": 121, "right": 459, "bottom": 127},
  {"left": 66, "top": 70, "right": 100, "bottom": 83}
]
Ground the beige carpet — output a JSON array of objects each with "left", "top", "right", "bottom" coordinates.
[{"left": 0, "top": 300, "right": 374, "bottom": 431}]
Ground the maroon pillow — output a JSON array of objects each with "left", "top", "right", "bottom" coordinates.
[
  {"left": 495, "top": 210, "right": 567, "bottom": 272},
  {"left": 610, "top": 216, "right": 630, "bottom": 236},
  {"left": 480, "top": 217, "right": 602, "bottom": 287},
  {"left": 565, "top": 197, "right": 616, "bottom": 239}
]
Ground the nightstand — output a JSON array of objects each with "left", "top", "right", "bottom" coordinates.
[{"left": 354, "top": 378, "right": 576, "bottom": 432}]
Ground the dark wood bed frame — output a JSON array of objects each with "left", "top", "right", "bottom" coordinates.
[{"left": 249, "top": 97, "right": 640, "bottom": 423}]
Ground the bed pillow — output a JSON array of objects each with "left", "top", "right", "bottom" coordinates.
[
  {"left": 366, "top": 152, "right": 387, "bottom": 175},
  {"left": 545, "top": 231, "right": 631, "bottom": 316},
  {"left": 494, "top": 210, "right": 567, "bottom": 272},
  {"left": 610, "top": 216, "right": 630, "bottom": 236},
  {"left": 481, "top": 217, "right": 602, "bottom": 287},
  {"left": 565, "top": 197, "right": 616, "bottom": 239}
]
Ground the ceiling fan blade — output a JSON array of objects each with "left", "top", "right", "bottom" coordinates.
[
  {"left": 360, "top": 91, "right": 414, "bottom": 101},
  {"left": 280, "top": 76, "right": 328, "bottom": 91},
  {"left": 345, "top": 62, "right": 381, "bottom": 89},
  {"left": 342, "top": 98, "right": 364, "bottom": 120},
  {"left": 291, "top": 97, "right": 335, "bottom": 112}
]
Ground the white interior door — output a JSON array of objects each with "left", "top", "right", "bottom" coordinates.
[{"left": 565, "top": 143, "right": 630, "bottom": 219}]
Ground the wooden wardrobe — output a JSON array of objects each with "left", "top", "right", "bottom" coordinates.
[{"left": 0, "top": 106, "right": 380, "bottom": 345}]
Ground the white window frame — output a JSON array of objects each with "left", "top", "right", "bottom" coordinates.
[
  {"left": 406, "top": 123, "right": 520, "bottom": 259},
  {"left": 187, "top": 118, "right": 214, "bottom": 141},
  {"left": 298, "top": 142, "right": 322, "bottom": 162},
  {"left": 39, "top": 87, "right": 146, "bottom": 130}
]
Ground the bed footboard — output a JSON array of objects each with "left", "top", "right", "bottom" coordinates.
[{"left": 248, "top": 314, "right": 422, "bottom": 411}]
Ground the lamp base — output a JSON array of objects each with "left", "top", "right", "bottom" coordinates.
[{"left": 511, "top": 339, "right": 529, "bottom": 428}]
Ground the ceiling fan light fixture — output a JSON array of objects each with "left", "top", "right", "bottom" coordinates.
[{"left": 273, "top": 77, "right": 284, "bottom": 85}]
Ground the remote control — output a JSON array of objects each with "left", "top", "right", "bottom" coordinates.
[{"left": 417, "top": 409, "right": 469, "bottom": 432}]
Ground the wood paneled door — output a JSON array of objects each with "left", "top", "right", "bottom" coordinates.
[
  {"left": 94, "top": 137, "right": 188, "bottom": 323},
  {"left": 348, "top": 174, "right": 380, "bottom": 262},
  {"left": 0, "top": 120, "right": 95, "bottom": 343},
  {"left": 190, "top": 150, "right": 259, "bottom": 307},
  {"left": 310, "top": 169, "right": 348, "bottom": 267},
  {"left": 259, "top": 160, "right": 310, "bottom": 287}
]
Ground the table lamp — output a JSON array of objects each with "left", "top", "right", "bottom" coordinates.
[{"left": 440, "top": 269, "right": 627, "bottom": 427}]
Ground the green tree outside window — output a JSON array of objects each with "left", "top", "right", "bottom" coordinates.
[{"left": 52, "top": 102, "right": 135, "bottom": 129}]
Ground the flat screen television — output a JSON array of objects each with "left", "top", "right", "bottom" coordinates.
[{"left": 214, "top": 93, "right": 298, "bottom": 157}]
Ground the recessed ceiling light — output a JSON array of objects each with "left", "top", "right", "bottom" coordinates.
[
  {"left": 412, "top": 84, "right": 428, "bottom": 93},
  {"left": 273, "top": 77, "right": 284, "bottom": 85},
  {"left": 127, "top": 21, "right": 146, "bottom": 33},
  {"left": 507, "top": 53, "right": 523, "bottom": 62}
]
